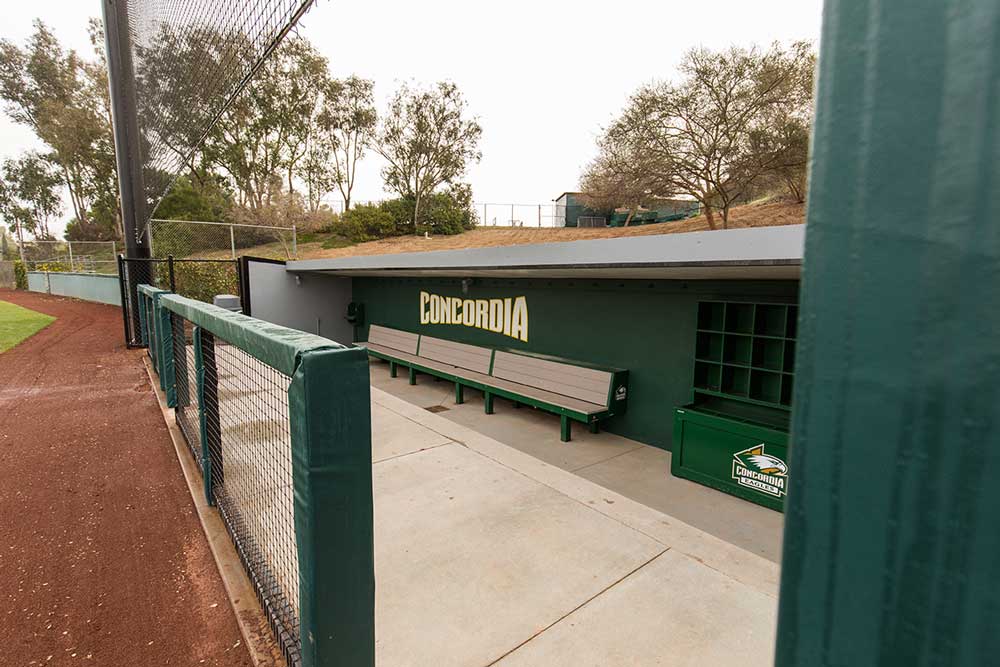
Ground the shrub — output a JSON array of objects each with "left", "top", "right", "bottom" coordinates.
[
  {"left": 163, "top": 261, "right": 239, "bottom": 304},
  {"left": 13, "top": 260, "right": 27, "bottom": 290},
  {"left": 338, "top": 205, "right": 396, "bottom": 242},
  {"left": 379, "top": 184, "right": 478, "bottom": 236}
]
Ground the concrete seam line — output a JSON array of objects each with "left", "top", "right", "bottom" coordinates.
[
  {"left": 483, "top": 547, "right": 673, "bottom": 666},
  {"left": 372, "top": 440, "right": 454, "bottom": 465},
  {"left": 568, "top": 443, "right": 647, "bottom": 473},
  {"left": 142, "top": 356, "right": 283, "bottom": 667}
]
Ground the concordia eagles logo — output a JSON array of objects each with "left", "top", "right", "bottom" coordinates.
[{"left": 732, "top": 444, "right": 788, "bottom": 498}]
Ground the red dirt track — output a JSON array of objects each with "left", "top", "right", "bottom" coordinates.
[{"left": 0, "top": 290, "right": 252, "bottom": 666}]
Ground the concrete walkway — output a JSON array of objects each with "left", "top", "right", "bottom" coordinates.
[
  {"left": 370, "top": 361, "right": 785, "bottom": 563},
  {"left": 371, "top": 388, "right": 779, "bottom": 666}
]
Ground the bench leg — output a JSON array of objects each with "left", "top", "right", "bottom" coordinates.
[
  {"left": 484, "top": 392, "right": 494, "bottom": 415},
  {"left": 561, "top": 416, "right": 571, "bottom": 442},
  {"left": 389, "top": 361, "right": 398, "bottom": 378},
  {"left": 590, "top": 421, "right": 600, "bottom": 434},
  {"left": 455, "top": 383, "right": 464, "bottom": 405},
  {"left": 513, "top": 401, "right": 521, "bottom": 409},
  {"left": 408, "top": 367, "right": 417, "bottom": 385}
]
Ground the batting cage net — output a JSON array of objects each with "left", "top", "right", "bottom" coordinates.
[
  {"left": 120, "top": 0, "right": 317, "bottom": 230},
  {"left": 144, "top": 291, "right": 375, "bottom": 667}
]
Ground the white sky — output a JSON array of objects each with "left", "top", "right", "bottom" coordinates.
[{"left": 0, "top": 0, "right": 824, "bottom": 236}]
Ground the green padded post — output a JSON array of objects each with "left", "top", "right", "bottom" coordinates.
[
  {"left": 455, "top": 382, "right": 464, "bottom": 404},
  {"left": 291, "top": 345, "right": 374, "bottom": 667},
  {"left": 484, "top": 392, "right": 494, "bottom": 414},
  {"left": 408, "top": 367, "right": 416, "bottom": 385},
  {"left": 776, "top": 2, "right": 1000, "bottom": 665},
  {"left": 137, "top": 290, "right": 148, "bottom": 347},
  {"left": 154, "top": 295, "right": 176, "bottom": 407},
  {"left": 560, "top": 416, "right": 571, "bottom": 442}
]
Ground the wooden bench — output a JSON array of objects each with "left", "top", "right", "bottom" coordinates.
[{"left": 359, "top": 325, "right": 628, "bottom": 442}]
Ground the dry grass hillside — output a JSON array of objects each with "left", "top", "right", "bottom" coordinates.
[{"left": 294, "top": 199, "right": 804, "bottom": 261}]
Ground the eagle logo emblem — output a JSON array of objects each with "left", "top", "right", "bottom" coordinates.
[
  {"left": 732, "top": 444, "right": 788, "bottom": 498},
  {"left": 734, "top": 445, "right": 787, "bottom": 475}
]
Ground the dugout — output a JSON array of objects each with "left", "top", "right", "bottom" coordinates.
[{"left": 254, "top": 224, "right": 803, "bottom": 509}]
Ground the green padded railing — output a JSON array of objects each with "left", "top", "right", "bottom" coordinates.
[
  {"left": 137, "top": 284, "right": 175, "bottom": 406},
  {"left": 156, "top": 293, "right": 374, "bottom": 667}
]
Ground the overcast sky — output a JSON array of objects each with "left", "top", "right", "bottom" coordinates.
[{"left": 1, "top": 0, "right": 824, "bottom": 235}]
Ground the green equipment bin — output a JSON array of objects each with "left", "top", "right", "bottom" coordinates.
[{"left": 671, "top": 300, "right": 797, "bottom": 511}]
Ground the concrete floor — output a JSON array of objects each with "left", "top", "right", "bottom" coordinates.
[
  {"left": 370, "top": 360, "right": 785, "bottom": 563},
  {"left": 370, "top": 387, "right": 779, "bottom": 666}
]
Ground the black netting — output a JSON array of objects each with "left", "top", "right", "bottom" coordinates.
[
  {"left": 200, "top": 331, "right": 301, "bottom": 666},
  {"left": 122, "top": 0, "right": 317, "bottom": 231}
]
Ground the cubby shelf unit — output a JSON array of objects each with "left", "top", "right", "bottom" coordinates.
[{"left": 692, "top": 301, "right": 798, "bottom": 409}]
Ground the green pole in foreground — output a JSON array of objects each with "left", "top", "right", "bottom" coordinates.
[{"left": 776, "top": 1, "right": 1000, "bottom": 665}]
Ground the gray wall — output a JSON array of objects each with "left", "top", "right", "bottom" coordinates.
[
  {"left": 27, "top": 271, "right": 121, "bottom": 306},
  {"left": 247, "top": 261, "right": 354, "bottom": 344}
]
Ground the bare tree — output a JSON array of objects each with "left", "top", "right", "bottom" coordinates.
[
  {"left": 587, "top": 42, "right": 815, "bottom": 229},
  {"left": 376, "top": 82, "right": 482, "bottom": 233}
]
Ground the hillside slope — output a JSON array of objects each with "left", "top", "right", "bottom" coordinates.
[{"left": 293, "top": 200, "right": 804, "bottom": 261}]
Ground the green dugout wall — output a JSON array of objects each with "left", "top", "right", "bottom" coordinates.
[{"left": 352, "top": 276, "right": 798, "bottom": 451}]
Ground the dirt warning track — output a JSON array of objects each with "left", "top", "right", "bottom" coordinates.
[{"left": 0, "top": 290, "right": 251, "bottom": 666}]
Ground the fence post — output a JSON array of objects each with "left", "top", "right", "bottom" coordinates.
[
  {"left": 292, "top": 225, "right": 297, "bottom": 257},
  {"left": 194, "top": 326, "right": 216, "bottom": 505},
  {"left": 68, "top": 242, "right": 74, "bottom": 272},
  {"left": 538, "top": 204, "right": 542, "bottom": 227},
  {"left": 229, "top": 225, "right": 236, "bottom": 259},
  {"left": 167, "top": 255, "right": 176, "bottom": 292},
  {"left": 291, "top": 346, "right": 374, "bottom": 666},
  {"left": 155, "top": 295, "right": 176, "bottom": 407},
  {"left": 116, "top": 255, "right": 130, "bottom": 343}
]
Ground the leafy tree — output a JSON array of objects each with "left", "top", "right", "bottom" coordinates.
[
  {"left": 304, "top": 76, "right": 376, "bottom": 212},
  {"left": 586, "top": 42, "right": 815, "bottom": 229},
  {"left": 201, "top": 37, "right": 328, "bottom": 216},
  {"left": 154, "top": 173, "right": 233, "bottom": 222},
  {"left": 0, "top": 20, "right": 118, "bottom": 235},
  {"left": 0, "top": 153, "right": 64, "bottom": 253},
  {"left": 376, "top": 82, "right": 482, "bottom": 233}
]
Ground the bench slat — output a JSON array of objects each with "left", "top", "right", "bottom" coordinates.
[
  {"left": 418, "top": 335, "right": 492, "bottom": 374},
  {"left": 492, "top": 351, "right": 612, "bottom": 407},
  {"left": 368, "top": 324, "right": 419, "bottom": 355}
]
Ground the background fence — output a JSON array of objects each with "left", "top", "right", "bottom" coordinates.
[
  {"left": 150, "top": 219, "right": 298, "bottom": 260},
  {"left": 120, "top": 257, "right": 241, "bottom": 348},
  {"left": 141, "top": 290, "right": 374, "bottom": 667},
  {"left": 11, "top": 240, "right": 119, "bottom": 274}
]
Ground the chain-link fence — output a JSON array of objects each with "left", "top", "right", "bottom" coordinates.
[
  {"left": 150, "top": 219, "right": 297, "bottom": 260},
  {"left": 13, "top": 240, "right": 119, "bottom": 274}
]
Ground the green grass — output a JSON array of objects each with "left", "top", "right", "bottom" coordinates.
[{"left": 0, "top": 300, "right": 56, "bottom": 353}]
